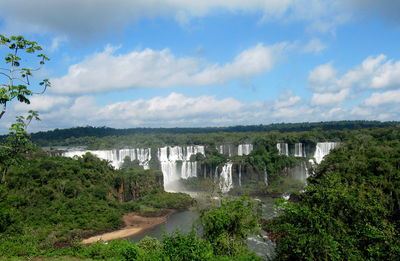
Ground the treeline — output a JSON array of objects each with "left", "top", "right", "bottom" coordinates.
[
  {"left": 32, "top": 126, "right": 399, "bottom": 150},
  {"left": 26, "top": 120, "right": 399, "bottom": 145}
]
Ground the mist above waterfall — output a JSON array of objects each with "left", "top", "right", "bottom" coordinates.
[{"left": 158, "top": 145, "right": 204, "bottom": 192}]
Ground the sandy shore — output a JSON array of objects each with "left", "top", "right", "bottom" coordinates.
[{"left": 82, "top": 210, "right": 176, "bottom": 244}]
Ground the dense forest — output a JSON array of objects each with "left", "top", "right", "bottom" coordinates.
[{"left": 265, "top": 127, "right": 400, "bottom": 260}]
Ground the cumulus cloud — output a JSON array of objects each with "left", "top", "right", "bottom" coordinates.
[
  {"left": 308, "top": 62, "right": 337, "bottom": 91},
  {"left": 33, "top": 93, "right": 246, "bottom": 128},
  {"left": 274, "top": 91, "right": 302, "bottom": 109},
  {"left": 311, "top": 89, "right": 349, "bottom": 106},
  {"left": 308, "top": 55, "right": 400, "bottom": 91},
  {"left": 13, "top": 95, "right": 71, "bottom": 112},
  {"left": 0, "top": 0, "right": 346, "bottom": 39},
  {"left": 3, "top": 89, "right": 399, "bottom": 134},
  {"left": 29, "top": 92, "right": 313, "bottom": 130},
  {"left": 51, "top": 43, "right": 287, "bottom": 94},
  {"left": 363, "top": 90, "right": 400, "bottom": 107}
]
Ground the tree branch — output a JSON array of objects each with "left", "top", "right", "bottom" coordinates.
[
  {"left": 0, "top": 102, "right": 6, "bottom": 120},
  {"left": 0, "top": 72, "right": 12, "bottom": 80}
]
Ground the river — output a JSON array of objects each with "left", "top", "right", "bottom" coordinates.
[{"left": 129, "top": 196, "right": 277, "bottom": 260}]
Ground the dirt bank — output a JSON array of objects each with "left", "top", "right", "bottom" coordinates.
[{"left": 82, "top": 210, "right": 176, "bottom": 244}]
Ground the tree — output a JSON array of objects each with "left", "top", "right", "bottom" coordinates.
[
  {"left": 0, "top": 35, "right": 50, "bottom": 120},
  {"left": 200, "top": 198, "right": 260, "bottom": 257},
  {"left": 0, "top": 35, "right": 49, "bottom": 184},
  {"left": 0, "top": 110, "right": 40, "bottom": 183}
]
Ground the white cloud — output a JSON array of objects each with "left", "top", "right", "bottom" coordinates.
[
  {"left": 3, "top": 89, "right": 400, "bottom": 134},
  {"left": 308, "top": 62, "right": 337, "bottom": 91},
  {"left": 13, "top": 95, "right": 70, "bottom": 112},
  {"left": 48, "top": 36, "right": 67, "bottom": 52},
  {"left": 25, "top": 92, "right": 314, "bottom": 130},
  {"left": 274, "top": 94, "right": 301, "bottom": 109},
  {"left": 308, "top": 55, "right": 400, "bottom": 91},
  {"left": 311, "top": 89, "right": 349, "bottom": 106},
  {"left": 51, "top": 43, "right": 287, "bottom": 94},
  {"left": 302, "top": 38, "right": 327, "bottom": 53},
  {"left": 350, "top": 107, "right": 372, "bottom": 117},
  {"left": 363, "top": 90, "right": 400, "bottom": 107},
  {"left": 271, "top": 106, "right": 314, "bottom": 119},
  {"left": 35, "top": 93, "right": 246, "bottom": 128},
  {"left": 98, "top": 93, "right": 243, "bottom": 122}
]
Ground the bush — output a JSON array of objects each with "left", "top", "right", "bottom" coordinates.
[{"left": 162, "top": 231, "right": 213, "bottom": 261}]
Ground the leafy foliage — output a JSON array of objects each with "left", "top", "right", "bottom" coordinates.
[
  {"left": 0, "top": 152, "right": 192, "bottom": 257},
  {"left": 0, "top": 35, "right": 50, "bottom": 120},
  {"left": 201, "top": 198, "right": 260, "bottom": 257},
  {"left": 266, "top": 128, "right": 400, "bottom": 260}
]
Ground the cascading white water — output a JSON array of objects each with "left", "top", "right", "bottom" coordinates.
[
  {"left": 238, "top": 164, "right": 242, "bottom": 187},
  {"left": 218, "top": 143, "right": 253, "bottom": 156},
  {"left": 313, "top": 142, "right": 340, "bottom": 164},
  {"left": 276, "top": 143, "right": 289, "bottom": 156},
  {"left": 294, "top": 143, "right": 306, "bottom": 157},
  {"left": 238, "top": 144, "right": 253, "bottom": 156},
  {"left": 290, "top": 161, "right": 310, "bottom": 181},
  {"left": 158, "top": 145, "right": 205, "bottom": 191},
  {"left": 218, "top": 144, "right": 235, "bottom": 156},
  {"left": 264, "top": 168, "right": 268, "bottom": 186},
  {"left": 219, "top": 162, "right": 233, "bottom": 193},
  {"left": 62, "top": 148, "right": 151, "bottom": 169}
]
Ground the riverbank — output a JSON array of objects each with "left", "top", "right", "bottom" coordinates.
[{"left": 82, "top": 209, "right": 176, "bottom": 244}]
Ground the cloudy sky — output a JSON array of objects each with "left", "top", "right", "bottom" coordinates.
[{"left": 1, "top": 0, "right": 399, "bottom": 132}]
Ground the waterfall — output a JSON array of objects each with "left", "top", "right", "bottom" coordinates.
[
  {"left": 290, "top": 161, "right": 309, "bottom": 181},
  {"left": 313, "top": 142, "right": 340, "bottom": 164},
  {"left": 238, "top": 164, "right": 242, "bottom": 187},
  {"left": 277, "top": 143, "right": 289, "bottom": 156},
  {"left": 294, "top": 143, "right": 306, "bottom": 157},
  {"left": 157, "top": 145, "right": 205, "bottom": 191},
  {"left": 218, "top": 144, "right": 235, "bottom": 156},
  {"left": 218, "top": 143, "right": 253, "bottom": 156},
  {"left": 264, "top": 168, "right": 268, "bottom": 186},
  {"left": 219, "top": 162, "right": 233, "bottom": 193},
  {"left": 238, "top": 144, "right": 253, "bottom": 156},
  {"left": 62, "top": 148, "right": 151, "bottom": 169}
]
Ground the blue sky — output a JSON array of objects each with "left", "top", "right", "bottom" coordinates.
[{"left": 1, "top": 0, "right": 399, "bottom": 132}]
